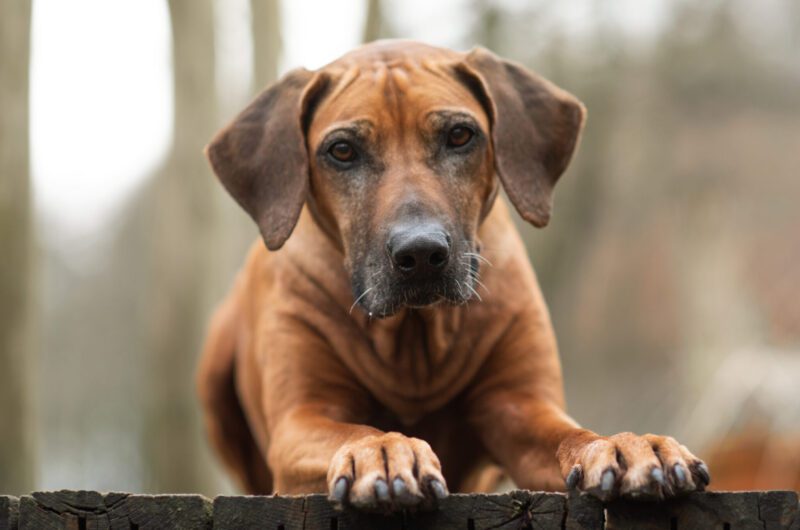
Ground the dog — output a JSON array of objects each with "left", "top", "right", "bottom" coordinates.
[{"left": 197, "top": 40, "right": 709, "bottom": 510}]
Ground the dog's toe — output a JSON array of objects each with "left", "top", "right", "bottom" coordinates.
[
  {"left": 327, "top": 432, "right": 446, "bottom": 512},
  {"left": 644, "top": 434, "right": 710, "bottom": 494}
]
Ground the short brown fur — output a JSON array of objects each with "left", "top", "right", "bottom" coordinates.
[{"left": 198, "top": 41, "right": 708, "bottom": 509}]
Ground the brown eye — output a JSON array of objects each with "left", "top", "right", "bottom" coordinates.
[
  {"left": 447, "top": 125, "right": 474, "bottom": 147},
  {"left": 329, "top": 141, "right": 356, "bottom": 163}
]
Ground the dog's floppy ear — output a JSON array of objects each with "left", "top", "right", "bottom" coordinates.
[
  {"left": 457, "top": 47, "right": 586, "bottom": 227},
  {"left": 206, "top": 68, "right": 328, "bottom": 250}
]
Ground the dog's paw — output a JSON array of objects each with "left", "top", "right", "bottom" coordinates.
[
  {"left": 557, "top": 431, "right": 710, "bottom": 501},
  {"left": 327, "top": 432, "right": 448, "bottom": 511}
]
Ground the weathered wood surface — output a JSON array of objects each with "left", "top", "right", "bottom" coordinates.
[
  {"left": 16, "top": 491, "right": 210, "bottom": 530},
  {"left": 0, "top": 496, "right": 19, "bottom": 530},
  {"left": 213, "top": 490, "right": 605, "bottom": 530},
  {"left": 0, "top": 490, "right": 796, "bottom": 529},
  {"left": 604, "top": 491, "right": 800, "bottom": 530}
]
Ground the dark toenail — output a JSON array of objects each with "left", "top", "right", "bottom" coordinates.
[
  {"left": 651, "top": 467, "right": 665, "bottom": 485},
  {"left": 566, "top": 465, "right": 582, "bottom": 489},
  {"left": 375, "top": 478, "right": 390, "bottom": 501},
  {"left": 696, "top": 462, "right": 711, "bottom": 485},
  {"left": 601, "top": 469, "right": 615, "bottom": 492},
  {"left": 331, "top": 477, "right": 348, "bottom": 503},
  {"left": 393, "top": 477, "right": 408, "bottom": 496},
  {"left": 429, "top": 479, "right": 448, "bottom": 499},
  {"left": 673, "top": 464, "right": 687, "bottom": 487}
]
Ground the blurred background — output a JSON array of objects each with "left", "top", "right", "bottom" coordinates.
[{"left": 1, "top": 0, "right": 799, "bottom": 496}]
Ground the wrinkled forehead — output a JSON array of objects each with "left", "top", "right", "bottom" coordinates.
[{"left": 307, "top": 58, "right": 489, "bottom": 145}]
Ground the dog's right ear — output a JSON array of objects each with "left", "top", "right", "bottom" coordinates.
[{"left": 205, "top": 68, "right": 329, "bottom": 250}]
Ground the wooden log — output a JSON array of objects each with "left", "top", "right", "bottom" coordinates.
[
  {"left": 566, "top": 493, "right": 605, "bottom": 530},
  {"left": 214, "top": 493, "right": 417, "bottom": 530},
  {"left": 0, "top": 497, "right": 19, "bottom": 530},
  {"left": 213, "top": 491, "right": 602, "bottom": 530},
  {"left": 4, "top": 490, "right": 797, "bottom": 529},
  {"left": 18, "top": 490, "right": 211, "bottom": 530},
  {"left": 605, "top": 490, "right": 798, "bottom": 530},
  {"left": 414, "top": 490, "right": 568, "bottom": 529}
]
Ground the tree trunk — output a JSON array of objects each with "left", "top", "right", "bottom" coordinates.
[
  {"left": 141, "top": 0, "right": 219, "bottom": 493},
  {"left": 362, "top": 0, "right": 383, "bottom": 43},
  {"left": 0, "top": 0, "right": 35, "bottom": 495},
  {"left": 250, "top": 0, "right": 281, "bottom": 90},
  {"left": 203, "top": 0, "right": 284, "bottom": 299}
]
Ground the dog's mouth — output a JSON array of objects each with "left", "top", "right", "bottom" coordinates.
[{"left": 350, "top": 252, "right": 482, "bottom": 318}]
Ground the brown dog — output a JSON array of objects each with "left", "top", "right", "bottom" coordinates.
[{"left": 197, "top": 40, "right": 709, "bottom": 510}]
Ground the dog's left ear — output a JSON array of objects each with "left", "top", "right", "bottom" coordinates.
[
  {"left": 205, "top": 68, "right": 329, "bottom": 250},
  {"left": 457, "top": 47, "right": 586, "bottom": 227}
]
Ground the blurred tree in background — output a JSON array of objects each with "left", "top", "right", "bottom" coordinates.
[
  {"left": 0, "top": 0, "right": 35, "bottom": 495},
  {"left": 251, "top": 0, "right": 282, "bottom": 91},
  {"left": 363, "top": 0, "right": 386, "bottom": 43},
  {"left": 35, "top": 0, "right": 283, "bottom": 496},
  {"left": 140, "top": 0, "right": 220, "bottom": 493}
]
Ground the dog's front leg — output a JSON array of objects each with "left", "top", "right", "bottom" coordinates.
[
  {"left": 262, "top": 326, "right": 448, "bottom": 511},
  {"left": 268, "top": 405, "right": 449, "bottom": 510},
  {"left": 466, "top": 308, "right": 710, "bottom": 500},
  {"left": 268, "top": 406, "right": 448, "bottom": 509}
]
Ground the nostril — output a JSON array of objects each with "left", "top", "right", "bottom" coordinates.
[
  {"left": 396, "top": 254, "right": 416, "bottom": 271},
  {"left": 429, "top": 251, "right": 447, "bottom": 268}
]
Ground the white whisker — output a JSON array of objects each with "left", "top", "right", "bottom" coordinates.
[
  {"left": 466, "top": 283, "right": 483, "bottom": 302},
  {"left": 472, "top": 277, "right": 489, "bottom": 293},
  {"left": 349, "top": 287, "right": 374, "bottom": 314},
  {"left": 463, "top": 252, "right": 492, "bottom": 267},
  {"left": 454, "top": 279, "right": 464, "bottom": 299}
]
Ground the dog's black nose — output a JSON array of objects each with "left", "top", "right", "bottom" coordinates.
[{"left": 389, "top": 224, "right": 451, "bottom": 279}]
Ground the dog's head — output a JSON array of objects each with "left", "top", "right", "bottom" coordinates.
[{"left": 206, "top": 41, "right": 585, "bottom": 317}]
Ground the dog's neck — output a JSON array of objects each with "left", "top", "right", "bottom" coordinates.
[{"left": 361, "top": 304, "right": 465, "bottom": 368}]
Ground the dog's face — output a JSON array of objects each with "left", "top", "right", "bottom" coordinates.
[
  {"left": 305, "top": 61, "right": 495, "bottom": 315},
  {"left": 206, "top": 41, "right": 585, "bottom": 317}
]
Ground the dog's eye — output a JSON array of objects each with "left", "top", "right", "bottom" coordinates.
[
  {"left": 329, "top": 141, "right": 356, "bottom": 163},
  {"left": 447, "top": 126, "right": 474, "bottom": 148}
]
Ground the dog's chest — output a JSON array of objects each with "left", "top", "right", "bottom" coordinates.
[
  {"left": 371, "top": 311, "right": 453, "bottom": 392},
  {"left": 336, "top": 308, "right": 499, "bottom": 424}
]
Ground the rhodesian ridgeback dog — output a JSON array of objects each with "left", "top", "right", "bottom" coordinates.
[{"left": 197, "top": 40, "right": 709, "bottom": 510}]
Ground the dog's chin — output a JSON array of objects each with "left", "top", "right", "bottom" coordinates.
[
  {"left": 352, "top": 275, "right": 473, "bottom": 318},
  {"left": 360, "top": 292, "right": 445, "bottom": 318},
  {"left": 394, "top": 288, "right": 444, "bottom": 309}
]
